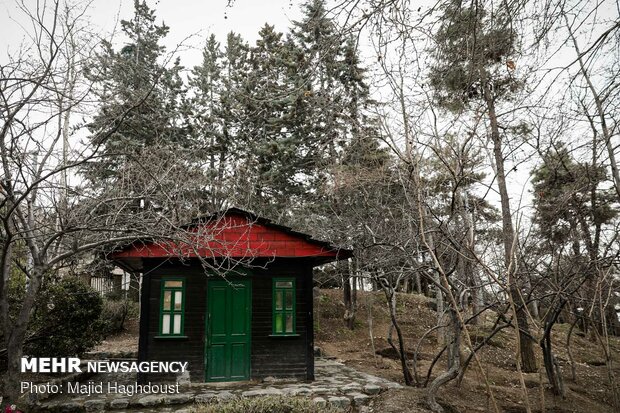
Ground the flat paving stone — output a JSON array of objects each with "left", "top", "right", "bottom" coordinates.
[
  {"left": 109, "top": 398, "right": 129, "bottom": 409},
  {"left": 363, "top": 384, "right": 382, "bottom": 395},
  {"left": 327, "top": 395, "right": 351, "bottom": 408},
  {"left": 309, "top": 386, "right": 330, "bottom": 395},
  {"left": 341, "top": 383, "right": 363, "bottom": 392},
  {"left": 241, "top": 388, "right": 284, "bottom": 397},
  {"left": 36, "top": 357, "right": 401, "bottom": 411},
  {"left": 349, "top": 392, "right": 371, "bottom": 406},
  {"left": 84, "top": 399, "right": 106, "bottom": 412},
  {"left": 312, "top": 396, "right": 327, "bottom": 408},
  {"left": 135, "top": 395, "right": 164, "bottom": 407},
  {"left": 214, "top": 390, "right": 235, "bottom": 401},
  {"left": 283, "top": 387, "right": 313, "bottom": 396},
  {"left": 163, "top": 394, "right": 192, "bottom": 404},
  {"left": 58, "top": 401, "right": 82, "bottom": 412},
  {"left": 194, "top": 393, "right": 211, "bottom": 403}
]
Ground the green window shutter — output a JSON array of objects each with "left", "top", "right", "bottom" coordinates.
[
  {"left": 159, "top": 278, "right": 185, "bottom": 336},
  {"left": 272, "top": 278, "right": 295, "bottom": 335}
]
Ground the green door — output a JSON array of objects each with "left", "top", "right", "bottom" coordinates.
[{"left": 205, "top": 279, "right": 251, "bottom": 381}]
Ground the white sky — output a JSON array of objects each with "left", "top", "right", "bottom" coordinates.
[
  {"left": 0, "top": 0, "right": 618, "bottom": 222},
  {"left": 0, "top": 0, "right": 306, "bottom": 69}
]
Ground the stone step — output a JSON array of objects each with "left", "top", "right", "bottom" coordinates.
[
  {"left": 35, "top": 388, "right": 377, "bottom": 412},
  {"left": 33, "top": 357, "right": 401, "bottom": 412}
]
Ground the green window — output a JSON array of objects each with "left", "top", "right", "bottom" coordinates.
[
  {"left": 272, "top": 278, "right": 295, "bottom": 335},
  {"left": 159, "top": 279, "right": 185, "bottom": 336}
]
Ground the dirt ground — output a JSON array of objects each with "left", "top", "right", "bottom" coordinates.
[
  {"left": 93, "top": 318, "right": 139, "bottom": 354},
  {"left": 97, "top": 290, "right": 620, "bottom": 412},
  {"left": 315, "top": 289, "right": 620, "bottom": 413}
]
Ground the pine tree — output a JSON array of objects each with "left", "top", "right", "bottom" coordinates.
[
  {"left": 83, "top": 0, "right": 186, "bottom": 186},
  {"left": 233, "top": 24, "right": 299, "bottom": 214},
  {"left": 185, "top": 34, "right": 229, "bottom": 210},
  {"left": 532, "top": 145, "right": 615, "bottom": 247},
  {"left": 428, "top": 0, "right": 538, "bottom": 372},
  {"left": 289, "top": 0, "right": 374, "bottom": 214},
  {"left": 291, "top": 0, "right": 370, "bottom": 166}
]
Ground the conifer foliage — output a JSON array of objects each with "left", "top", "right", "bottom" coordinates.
[
  {"left": 84, "top": 0, "right": 186, "bottom": 184},
  {"left": 181, "top": 0, "right": 376, "bottom": 218},
  {"left": 83, "top": 0, "right": 375, "bottom": 217}
]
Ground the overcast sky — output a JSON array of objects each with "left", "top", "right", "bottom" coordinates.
[
  {"left": 0, "top": 0, "right": 306, "bottom": 68},
  {"left": 1, "top": 0, "right": 618, "bottom": 220}
]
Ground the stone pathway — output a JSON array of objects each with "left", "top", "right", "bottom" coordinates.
[{"left": 32, "top": 358, "right": 401, "bottom": 412}]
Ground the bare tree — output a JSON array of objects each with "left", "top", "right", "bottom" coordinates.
[{"left": 0, "top": 0, "right": 227, "bottom": 403}]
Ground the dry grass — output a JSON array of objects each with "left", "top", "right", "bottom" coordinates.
[{"left": 315, "top": 289, "right": 620, "bottom": 413}]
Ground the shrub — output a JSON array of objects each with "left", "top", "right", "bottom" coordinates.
[
  {"left": 192, "top": 396, "right": 345, "bottom": 413},
  {"left": 25, "top": 277, "right": 104, "bottom": 357},
  {"left": 100, "top": 298, "right": 138, "bottom": 336}
]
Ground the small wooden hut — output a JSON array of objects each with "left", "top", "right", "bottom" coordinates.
[{"left": 109, "top": 208, "right": 351, "bottom": 382}]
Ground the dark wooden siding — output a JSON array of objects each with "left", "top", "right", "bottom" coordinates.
[
  {"left": 137, "top": 258, "right": 314, "bottom": 382},
  {"left": 139, "top": 259, "right": 207, "bottom": 383},
  {"left": 250, "top": 260, "right": 312, "bottom": 380}
]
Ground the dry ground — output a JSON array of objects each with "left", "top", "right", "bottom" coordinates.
[
  {"left": 315, "top": 289, "right": 620, "bottom": 413},
  {"left": 93, "top": 318, "right": 139, "bottom": 354},
  {"left": 97, "top": 290, "right": 620, "bottom": 412}
]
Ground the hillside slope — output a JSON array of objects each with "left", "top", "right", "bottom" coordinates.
[{"left": 314, "top": 289, "right": 620, "bottom": 413}]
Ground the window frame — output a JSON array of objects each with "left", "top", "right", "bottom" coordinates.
[
  {"left": 272, "top": 277, "right": 296, "bottom": 336},
  {"left": 158, "top": 277, "right": 186, "bottom": 337}
]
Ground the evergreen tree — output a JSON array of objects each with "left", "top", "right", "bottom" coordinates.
[
  {"left": 185, "top": 34, "right": 229, "bottom": 210},
  {"left": 532, "top": 145, "right": 616, "bottom": 248},
  {"left": 83, "top": 0, "right": 186, "bottom": 186},
  {"left": 290, "top": 0, "right": 371, "bottom": 167},
  {"left": 428, "top": 0, "right": 538, "bottom": 372},
  {"left": 289, "top": 0, "right": 374, "bottom": 218},
  {"left": 233, "top": 24, "right": 301, "bottom": 215}
]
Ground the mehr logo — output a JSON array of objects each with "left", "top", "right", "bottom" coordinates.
[{"left": 21, "top": 357, "right": 81, "bottom": 373}]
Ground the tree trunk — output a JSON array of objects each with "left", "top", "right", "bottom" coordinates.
[
  {"left": 484, "top": 84, "right": 537, "bottom": 373},
  {"left": 459, "top": 191, "right": 480, "bottom": 324},
  {"left": 566, "top": 317, "right": 578, "bottom": 382},
  {"left": 541, "top": 302, "right": 566, "bottom": 397},
  {"left": 0, "top": 239, "right": 12, "bottom": 345},
  {"left": 427, "top": 308, "right": 461, "bottom": 413},
  {"left": 425, "top": 223, "right": 445, "bottom": 344},
  {"left": 415, "top": 272, "right": 422, "bottom": 295},
  {"left": 366, "top": 292, "right": 377, "bottom": 365},
  {"left": 343, "top": 259, "right": 357, "bottom": 330},
  {"left": 524, "top": 275, "right": 539, "bottom": 320},
  {"left": 4, "top": 266, "right": 43, "bottom": 403},
  {"left": 383, "top": 283, "right": 414, "bottom": 385}
]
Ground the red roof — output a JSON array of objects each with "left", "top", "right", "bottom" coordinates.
[{"left": 110, "top": 208, "right": 351, "bottom": 267}]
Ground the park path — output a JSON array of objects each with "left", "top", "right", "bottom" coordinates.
[{"left": 32, "top": 357, "right": 402, "bottom": 412}]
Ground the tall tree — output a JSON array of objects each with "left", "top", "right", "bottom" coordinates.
[
  {"left": 530, "top": 143, "right": 617, "bottom": 395},
  {"left": 232, "top": 24, "right": 303, "bottom": 215},
  {"left": 185, "top": 34, "right": 229, "bottom": 210},
  {"left": 83, "top": 0, "right": 186, "bottom": 188},
  {"left": 429, "top": 0, "right": 537, "bottom": 372}
]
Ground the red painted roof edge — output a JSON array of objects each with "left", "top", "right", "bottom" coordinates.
[{"left": 111, "top": 207, "right": 353, "bottom": 260}]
